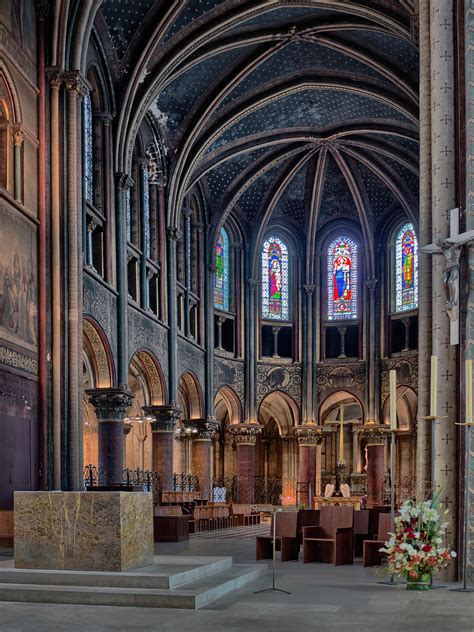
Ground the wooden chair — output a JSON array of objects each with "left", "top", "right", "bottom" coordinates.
[
  {"left": 303, "top": 506, "right": 354, "bottom": 565},
  {"left": 297, "top": 509, "right": 320, "bottom": 546},
  {"left": 363, "top": 513, "right": 392, "bottom": 567},
  {"left": 153, "top": 506, "right": 190, "bottom": 542},
  {"left": 256, "top": 512, "right": 300, "bottom": 562},
  {"left": 0, "top": 511, "right": 13, "bottom": 549},
  {"left": 353, "top": 509, "right": 370, "bottom": 557},
  {"left": 368, "top": 506, "right": 390, "bottom": 538}
]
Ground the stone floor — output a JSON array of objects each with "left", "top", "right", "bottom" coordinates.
[{"left": 0, "top": 538, "right": 472, "bottom": 632}]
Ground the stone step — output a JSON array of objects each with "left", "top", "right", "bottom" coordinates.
[
  {"left": 0, "top": 556, "right": 233, "bottom": 590},
  {"left": 0, "top": 564, "right": 266, "bottom": 609}
]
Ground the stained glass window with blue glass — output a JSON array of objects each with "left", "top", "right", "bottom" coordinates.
[
  {"left": 83, "top": 93, "right": 93, "bottom": 204},
  {"left": 213, "top": 227, "right": 229, "bottom": 311},
  {"left": 394, "top": 223, "right": 418, "bottom": 312},
  {"left": 327, "top": 236, "right": 358, "bottom": 320},
  {"left": 261, "top": 237, "right": 289, "bottom": 320}
]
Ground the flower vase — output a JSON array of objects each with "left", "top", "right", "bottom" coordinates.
[{"left": 406, "top": 573, "right": 431, "bottom": 591}]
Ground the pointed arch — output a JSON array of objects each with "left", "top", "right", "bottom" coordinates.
[
  {"left": 213, "top": 226, "right": 230, "bottom": 311},
  {"left": 258, "top": 391, "right": 300, "bottom": 436},
  {"left": 214, "top": 385, "right": 242, "bottom": 426},
  {"left": 327, "top": 235, "right": 359, "bottom": 320},
  {"left": 83, "top": 317, "right": 114, "bottom": 388},
  {"left": 178, "top": 371, "right": 203, "bottom": 420},
  {"left": 392, "top": 222, "right": 418, "bottom": 313}
]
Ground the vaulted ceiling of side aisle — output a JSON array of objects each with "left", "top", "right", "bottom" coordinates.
[{"left": 100, "top": 0, "right": 419, "bottom": 241}]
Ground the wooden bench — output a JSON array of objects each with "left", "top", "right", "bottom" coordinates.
[
  {"left": 153, "top": 506, "right": 190, "bottom": 542},
  {"left": 256, "top": 511, "right": 299, "bottom": 562},
  {"left": 303, "top": 506, "right": 354, "bottom": 565},
  {"left": 231, "top": 504, "right": 261, "bottom": 526},
  {"left": 363, "top": 513, "right": 391, "bottom": 567},
  {"left": 0, "top": 510, "right": 13, "bottom": 549}
]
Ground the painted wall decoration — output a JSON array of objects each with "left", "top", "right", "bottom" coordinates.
[
  {"left": 394, "top": 223, "right": 418, "bottom": 312},
  {"left": 261, "top": 236, "right": 289, "bottom": 320},
  {"left": 0, "top": 202, "right": 37, "bottom": 351},
  {"left": 83, "top": 93, "right": 94, "bottom": 204},
  {"left": 327, "top": 236, "right": 358, "bottom": 320},
  {"left": 213, "top": 227, "right": 229, "bottom": 311}
]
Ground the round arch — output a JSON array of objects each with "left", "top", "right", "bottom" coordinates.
[{"left": 178, "top": 371, "right": 203, "bottom": 420}]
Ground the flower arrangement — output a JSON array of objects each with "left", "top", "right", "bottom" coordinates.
[{"left": 380, "top": 497, "right": 456, "bottom": 586}]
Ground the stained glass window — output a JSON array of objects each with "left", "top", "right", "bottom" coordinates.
[
  {"left": 83, "top": 93, "right": 94, "bottom": 204},
  {"left": 213, "top": 227, "right": 230, "bottom": 311},
  {"left": 327, "top": 236, "right": 358, "bottom": 320},
  {"left": 143, "top": 167, "right": 151, "bottom": 257},
  {"left": 126, "top": 187, "right": 132, "bottom": 242},
  {"left": 261, "top": 237, "right": 289, "bottom": 320},
  {"left": 394, "top": 223, "right": 418, "bottom": 312}
]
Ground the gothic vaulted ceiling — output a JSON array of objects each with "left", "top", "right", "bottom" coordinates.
[{"left": 99, "top": 0, "right": 419, "bottom": 269}]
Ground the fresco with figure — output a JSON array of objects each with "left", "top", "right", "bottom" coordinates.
[{"left": 0, "top": 203, "right": 38, "bottom": 350}]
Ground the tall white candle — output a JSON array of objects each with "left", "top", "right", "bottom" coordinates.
[
  {"left": 389, "top": 370, "right": 397, "bottom": 430},
  {"left": 466, "top": 359, "right": 473, "bottom": 425},
  {"left": 430, "top": 355, "right": 438, "bottom": 418}
]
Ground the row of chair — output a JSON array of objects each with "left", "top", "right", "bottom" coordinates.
[
  {"left": 191, "top": 505, "right": 238, "bottom": 532},
  {"left": 256, "top": 506, "right": 391, "bottom": 566}
]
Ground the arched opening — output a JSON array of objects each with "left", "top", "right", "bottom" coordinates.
[
  {"left": 382, "top": 385, "right": 417, "bottom": 500},
  {"left": 174, "top": 372, "right": 204, "bottom": 474},
  {"left": 82, "top": 318, "right": 114, "bottom": 471},
  {"left": 319, "top": 391, "right": 364, "bottom": 489},
  {"left": 256, "top": 391, "right": 300, "bottom": 504},
  {"left": 213, "top": 385, "right": 242, "bottom": 480},
  {"left": 125, "top": 350, "right": 165, "bottom": 471}
]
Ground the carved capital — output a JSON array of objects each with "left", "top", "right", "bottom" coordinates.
[
  {"left": 247, "top": 278, "right": 258, "bottom": 290},
  {"left": 35, "top": 0, "right": 51, "bottom": 21},
  {"left": 87, "top": 387, "right": 133, "bottom": 421},
  {"left": 143, "top": 405, "right": 181, "bottom": 432},
  {"left": 362, "top": 425, "right": 388, "bottom": 446},
  {"left": 12, "top": 125, "right": 24, "bottom": 147},
  {"left": 303, "top": 284, "right": 316, "bottom": 295},
  {"left": 366, "top": 278, "right": 378, "bottom": 291},
  {"left": 47, "top": 66, "right": 64, "bottom": 89},
  {"left": 230, "top": 424, "right": 262, "bottom": 445},
  {"left": 166, "top": 226, "right": 182, "bottom": 242},
  {"left": 192, "top": 419, "right": 219, "bottom": 441},
  {"left": 116, "top": 173, "right": 134, "bottom": 191},
  {"left": 295, "top": 425, "right": 323, "bottom": 446},
  {"left": 63, "top": 71, "right": 90, "bottom": 99}
]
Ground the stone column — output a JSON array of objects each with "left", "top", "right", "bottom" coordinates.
[
  {"left": 302, "top": 285, "right": 316, "bottom": 423},
  {"left": 64, "top": 71, "right": 87, "bottom": 490},
  {"left": 143, "top": 405, "right": 180, "bottom": 489},
  {"left": 417, "top": 0, "right": 433, "bottom": 500},
  {"left": 12, "top": 125, "right": 23, "bottom": 202},
  {"left": 88, "top": 388, "right": 133, "bottom": 486},
  {"left": 363, "top": 428, "right": 387, "bottom": 508},
  {"left": 366, "top": 279, "right": 378, "bottom": 422},
  {"left": 166, "top": 227, "right": 181, "bottom": 405},
  {"left": 295, "top": 426, "right": 323, "bottom": 507},
  {"left": 231, "top": 425, "right": 262, "bottom": 503},
  {"left": 116, "top": 174, "right": 133, "bottom": 386},
  {"left": 430, "top": 2, "right": 457, "bottom": 564},
  {"left": 191, "top": 421, "right": 217, "bottom": 500}
]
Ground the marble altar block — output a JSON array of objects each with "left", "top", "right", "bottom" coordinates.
[{"left": 14, "top": 491, "right": 154, "bottom": 572}]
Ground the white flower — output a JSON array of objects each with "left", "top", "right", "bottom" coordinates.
[{"left": 451, "top": 551, "right": 457, "bottom": 558}]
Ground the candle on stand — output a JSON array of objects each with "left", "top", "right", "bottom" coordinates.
[
  {"left": 430, "top": 355, "right": 438, "bottom": 418},
  {"left": 466, "top": 359, "right": 473, "bottom": 424},
  {"left": 338, "top": 404, "right": 344, "bottom": 462},
  {"left": 389, "top": 370, "right": 397, "bottom": 430}
]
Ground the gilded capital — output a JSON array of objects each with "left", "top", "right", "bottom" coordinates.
[
  {"left": 87, "top": 387, "right": 133, "bottom": 421},
  {"left": 362, "top": 425, "right": 388, "bottom": 446},
  {"left": 230, "top": 424, "right": 262, "bottom": 445},
  {"left": 295, "top": 425, "right": 323, "bottom": 446}
]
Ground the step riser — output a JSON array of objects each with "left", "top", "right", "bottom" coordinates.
[
  {"left": 195, "top": 567, "right": 266, "bottom": 608},
  {"left": 0, "top": 558, "right": 232, "bottom": 590}
]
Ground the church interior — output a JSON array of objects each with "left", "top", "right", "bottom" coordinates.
[{"left": 0, "top": 0, "right": 474, "bottom": 629}]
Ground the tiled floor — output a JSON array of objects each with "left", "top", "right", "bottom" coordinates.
[{"left": 0, "top": 537, "right": 472, "bottom": 631}]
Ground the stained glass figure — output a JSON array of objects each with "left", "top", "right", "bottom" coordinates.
[
  {"left": 395, "top": 223, "right": 418, "bottom": 312},
  {"left": 213, "top": 227, "right": 229, "bottom": 311},
  {"left": 83, "top": 93, "right": 94, "bottom": 204},
  {"left": 327, "top": 236, "right": 358, "bottom": 320},
  {"left": 262, "top": 237, "right": 289, "bottom": 320}
]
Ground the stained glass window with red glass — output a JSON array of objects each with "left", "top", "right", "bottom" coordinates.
[
  {"left": 261, "top": 237, "right": 289, "bottom": 320},
  {"left": 394, "top": 223, "right": 418, "bottom": 312},
  {"left": 213, "top": 227, "right": 229, "bottom": 311},
  {"left": 327, "top": 236, "right": 358, "bottom": 320}
]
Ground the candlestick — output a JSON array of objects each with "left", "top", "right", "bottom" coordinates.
[
  {"left": 338, "top": 404, "right": 344, "bottom": 462},
  {"left": 466, "top": 359, "right": 472, "bottom": 425},
  {"left": 430, "top": 355, "right": 438, "bottom": 418},
  {"left": 389, "top": 369, "right": 397, "bottom": 430}
]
